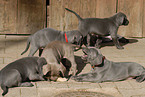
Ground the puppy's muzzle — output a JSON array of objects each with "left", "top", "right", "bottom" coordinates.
[{"left": 122, "top": 19, "right": 129, "bottom": 26}]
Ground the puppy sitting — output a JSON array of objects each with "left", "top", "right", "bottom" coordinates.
[
  {"left": 0, "top": 57, "right": 47, "bottom": 96},
  {"left": 73, "top": 48, "right": 145, "bottom": 83}
]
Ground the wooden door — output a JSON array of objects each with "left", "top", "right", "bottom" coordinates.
[{"left": 0, "top": 0, "right": 46, "bottom": 34}]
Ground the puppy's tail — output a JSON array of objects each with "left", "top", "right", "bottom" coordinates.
[
  {"left": 1, "top": 84, "right": 8, "bottom": 96},
  {"left": 21, "top": 36, "right": 31, "bottom": 55},
  {"left": 65, "top": 8, "right": 83, "bottom": 21}
]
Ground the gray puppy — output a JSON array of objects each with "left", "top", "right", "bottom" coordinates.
[
  {"left": 21, "top": 28, "right": 83, "bottom": 56},
  {"left": 65, "top": 8, "right": 129, "bottom": 49},
  {"left": 73, "top": 48, "right": 145, "bottom": 83},
  {"left": 41, "top": 41, "right": 78, "bottom": 81},
  {"left": 0, "top": 57, "right": 47, "bottom": 96}
]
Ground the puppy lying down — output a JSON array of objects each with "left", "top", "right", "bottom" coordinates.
[
  {"left": 0, "top": 57, "right": 47, "bottom": 96},
  {"left": 72, "top": 48, "right": 145, "bottom": 83}
]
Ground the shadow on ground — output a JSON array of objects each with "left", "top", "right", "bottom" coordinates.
[
  {"left": 101, "top": 38, "right": 138, "bottom": 48},
  {"left": 61, "top": 56, "right": 87, "bottom": 78}
]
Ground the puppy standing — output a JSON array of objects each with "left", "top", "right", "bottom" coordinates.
[
  {"left": 65, "top": 8, "right": 129, "bottom": 49},
  {"left": 73, "top": 48, "right": 145, "bottom": 83},
  {"left": 0, "top": 57, "right": 47, "bottom": 96},
  {"left": 21, "top": 28, "right": 82, "bottom": 56},
  {"left": 41, "top": 41, "right": 78, "bottom": 81}
]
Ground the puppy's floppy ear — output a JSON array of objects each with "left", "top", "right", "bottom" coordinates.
[
  {"left": 37, "top": 57, "right": 47, "bottom": 66},
  {"left": 116, "top": 12, "right": 126, "bottom": 26}
]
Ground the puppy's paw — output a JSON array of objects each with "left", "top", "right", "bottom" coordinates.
[
  {"left": 72, "top": 76, "right": 83, "bottom": 82},
  {"left": 75, "top": 78, "right": 84, "bottom": 82},
  {"left": 117, "top": 46, "right": 124, "bottom": 49},
  {"left": 69, "top": 69, "right": 77, "bottom": 76},
  {"left": 136, "top": 75, "right": 144, "bottom": 83},
  {"left": 20, "top": 82, "right": 34, "bottom": 87},
  {"left": 71, "top": 75, "right": 77, "bottom": 80}
]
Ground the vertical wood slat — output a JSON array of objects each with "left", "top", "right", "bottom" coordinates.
[
  {"left": 49, "top": 0, "right": 64, "bottom": 30},
  {"left": 81, "top": 0, "right": 96, "bottom": 18},
  {"left": 0, "top": 0, "right": 6, "bottom": 33},
  {"left": 118, "top": 0, "right": 143, "bottom": 37},
  {"left": 0, "top": 0, "right": 17, "bottom": 34},
  {"left": 96, "top": 0, "right": 116, "bottom": 18},
  {"left": 63, "top": 0, "right": 81, "bottom": 31},
  {"left": 143, "top": 0, "right": 145, "bottom": 37},
  {"left": 17, "top": 0, "right": 46, "bottom": 34}
]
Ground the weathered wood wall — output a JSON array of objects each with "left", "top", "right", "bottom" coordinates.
[
  {"left": 49, "top": 0, "right": 145, "bottom": 37},
  {"left": 0, "top": 0, "right": 17, "bottom": 34},
  {"left": 0, "top": 0, "right": 46, "bottom": 34},
  {"left": 118, "top": 0, "right": 143, "bottom": 37},
  {"left": 0, "top": 0, "right": 144, "bottom": 37}
]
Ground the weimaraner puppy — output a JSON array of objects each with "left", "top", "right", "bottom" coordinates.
[
  {"left": 0, "top": 57, "right": 47, "bottom": 96},
  {"left": 65, "top": 8, "right": 129, "bottom": 49},
  {"left": 41, "top": 41, "right": 78, "bottom": 81},
  {"left": 73, "top": 48, "right": 145, "bottom": 83},
  {"left": 21, "top": 28, "right": 83, "bottom": 56}
]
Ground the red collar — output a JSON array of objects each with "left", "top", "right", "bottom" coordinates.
[
  {"left": 65, "top": 33, "right": 68, "bottom": 43},
  {"left": 91, "top": 56, "right": 105, "bottom": 69}
]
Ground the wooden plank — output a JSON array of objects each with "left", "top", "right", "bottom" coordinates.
[
  {"left": 118, "top": 0, "right": 143, "bottom": 37},
  {"left": 49, "top": 0, "right": 83, "bottom": 31},
  {"left": 49, "top": 0, "right": 64, "bottom": 30},
  {"left": 0, "top": 0, "right": 17, "bottom": 34},
  {"left": 63, "top": 0, "right": 81, "bottom": 31},
  {"left": 96, "top": 0, "right": 116, "bottom": 18},
  {"left": 143, "top": 0, "right": 145, "bottom": 37},
  {"left": 81, "top": 0, "right": 96, "bottom": 18},
  {"left": 43, "top": 0, "right": 46, "bottom": 28},
  {"left": 0, "top": 0, "right": 5, "bottom": 34},
  {"left": 47, "top": 6, "right": 49, "bottom": 27},
  {"left": 17, "top": 0, "right": 46, "bottom": 34}
]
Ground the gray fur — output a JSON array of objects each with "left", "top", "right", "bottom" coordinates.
[
  {"left": 21, "top": 28, "right": 82, "bottom": 56},
  {"left": 65, "top": 8, "right": 129, "bottom": 49},
  {"left": 41, "top": 41, "right": 77, "bottom": 81},
  {"left": 73, "top": 48, "right": 145, "bottom": 83},
  {"left": 0, "top": 57, "right": 47, "bottom": 96}
]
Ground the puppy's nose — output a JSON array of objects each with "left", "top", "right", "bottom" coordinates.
[
  {"left": 127, "top": 20, "right": 129, "bottom": 24},
  {"left": 124, "top": 20, "right": 129, "bottom": 26}
]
